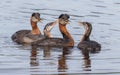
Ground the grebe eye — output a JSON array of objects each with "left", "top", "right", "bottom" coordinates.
[{"left": 62, "top": 17, "right": 65, "bottom": 19}]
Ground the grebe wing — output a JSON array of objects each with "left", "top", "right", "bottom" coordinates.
[
  {"left": 32, "top": 38, "right": 64, "bottom": 47},
  {"left": 11, "top": 30, "right": 31, "bottom": 44},
  {"left": 78, "top": 40, "right": 101, "bottom": 51}
]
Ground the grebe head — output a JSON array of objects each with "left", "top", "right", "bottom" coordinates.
[
  {"left": 31, "top": 13, "right": 42, "bottom": 22},
  {"left": 58, "top": 14, "right": 70, "bottom": 25},
  {"left": 78, "top": 21, "right": 92, "bottom": 29}
]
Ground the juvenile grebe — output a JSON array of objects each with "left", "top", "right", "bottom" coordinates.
[
  {"left": 11, "top": 13, "right": 44, "bottom": 44},
  {"left": 32, "top": 14, "right": 74, "bottom": 47},
  {"left": 77, "top": 21, "right": 101, "bottom": 51},
  {"left": 43, "top": 20, "right": 58, "bottom": 38}
]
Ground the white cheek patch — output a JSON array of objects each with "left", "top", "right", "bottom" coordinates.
[
  {"left": 31, "top": 17, "right": 38, "bottom": 22},
  {"left": 59, "top": 20, "right": 68, "bottom": 25}
]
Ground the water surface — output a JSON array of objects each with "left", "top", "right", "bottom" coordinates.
[{"left": 0, "top": 0, "right": 120, "bottom": 75}]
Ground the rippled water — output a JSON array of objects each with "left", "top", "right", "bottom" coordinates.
[{"left": 0, "top": 0, "right": 120, "bottom": 75}]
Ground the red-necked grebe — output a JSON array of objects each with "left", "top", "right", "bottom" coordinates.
[
  {"left": 32, "top": 14, "right": 74, "bottom": 47},
  {"left": 11, "top": 13, "right": 44, "bottom": 44},
  {"left": 43, "top": 20, "right": 58, "bottom": 38},
  {"left": 77, "top": 21, "right": 101, "bottom": 51}
]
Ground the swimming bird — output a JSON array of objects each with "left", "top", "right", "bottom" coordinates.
[
  {"left": 77, "top": 21, "right": 101, "bottom": 51},
  {"left": 11, "top": 13, "right": 44, "bottom": 44},
  {"left": 32, "top": 14, "right": 74, "bottom": 47},
  {"left": 43, "top": 20, "right": 58, "bottom": 38}
]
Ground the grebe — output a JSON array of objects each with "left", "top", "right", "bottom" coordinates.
[
  {"left": 32, "top": 14, "right": 74, "bottom": 47},
  {"left": 11, "top": 13, "right": 44, "bottom": 44},
  {"left": 43, "top": 20, "right": 58, "bottom": 38},
  {"left": 77, "top": 21, "right": 101, "bottom": 51}
]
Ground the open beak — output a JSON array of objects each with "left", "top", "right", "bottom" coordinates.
[
  {"left": 78, "top": 21, "right": 84, "bottom": 26},
  {"left": 67, "top": 20, "right": 70, "bottom": 24},
  {"left": 58, "top": 18, "right": 70, "bottom": 25},
  {"left": 64, "top": 20, "right": 70, "bottom": 25},
  {"left": 38, "top": 18, "right": 43, "bottom": 23},
  {"left": 35, "top": 15, "right": 43, "bottom": 23}
]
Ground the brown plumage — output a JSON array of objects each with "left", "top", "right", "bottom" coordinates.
[
  {"left": 77, "top": 21, "right": 101, "bottom": 51},
  {"left": 43, "top": 20, "right": 58, "bottom": 38},
  {"left": 32, "top": 14, "right": 74, "bottom": 47},
  {"left": 11, "top": 13, "right": 44, "bottom": 44}
]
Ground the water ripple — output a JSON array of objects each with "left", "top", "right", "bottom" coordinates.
[
  {"left": 98, "top": 23, "right": 111, "bottom": 26},
  {"left": 109, "top": 29, "right": 120, "bottom": 32},
  {"left": 71, "top": 14, "right": 84, "bottom": 18},
  {"left": 114, "top": 3, "right": 120, "bottom": 5},
  {"left": 0, "top": 0, "right": 120, "bottom": 75},
  {"left": 94, "top": 5, "right": 107, "bottom": 8},
  {"left": 86, "top": 15, "right": 100, "bottom": 17},
  {"left": 91, "top": 11, "right": 105, "bottom": 15}
]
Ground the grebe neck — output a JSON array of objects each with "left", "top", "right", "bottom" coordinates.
[
  {"left": 31, "top": 19, "right": 41, "bottom": 35},
  {"left": 59, "top": 23, "right": 74, "bottom": 46},
  {"left": 80, "top": 24, "right": 92, "bottom": 42}
]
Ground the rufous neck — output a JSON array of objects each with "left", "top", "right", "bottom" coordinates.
[
  {"left": 31, "top": 19, "right": 41, "bottom": 35},
  {"left": 59, "top": 23, "right": 74, "bottom": 46}
]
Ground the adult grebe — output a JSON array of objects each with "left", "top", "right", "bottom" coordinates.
[
  {"left": 32, "top": 14, "right": 74, "bottom": 47},
  {"left": 77, "top": 21, "right": 101, "bottom": 51},
  {"left": 11, "top": 13, "right": 44, "bottom": 44}
]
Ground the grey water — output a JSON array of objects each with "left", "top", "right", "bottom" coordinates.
[{"left": 0, "top": 0, "right": 120, "bottom": 75}]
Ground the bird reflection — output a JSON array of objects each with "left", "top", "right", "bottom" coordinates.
[
  {"left": 30, "top": 46, "right": 72, "bottom": 75},
  {"left": 30, "top": 46, "right": 39, "bottom": 66},
  {"left": 81, "top": 49, "right": 91, "bottom": 71},
  {"left": 58, "top": 47, "right": 71, "bottom": 73},
  {"left": 43, "top": 47, "right": 51, "bottom": 58},
  {"left": 80, "top": 48, "right": 101, "bottom": 71},
  {"left": 30, "top": 46, "right": 51, "bottom": 67}
]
